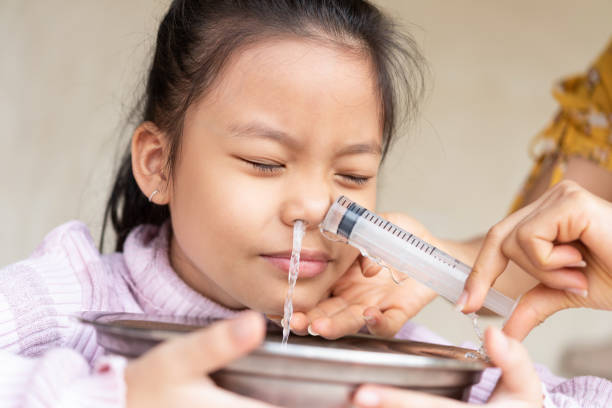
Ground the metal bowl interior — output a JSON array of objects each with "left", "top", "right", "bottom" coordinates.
[{"left": 79, "top": 312, "right": 488, "bottom": 406}]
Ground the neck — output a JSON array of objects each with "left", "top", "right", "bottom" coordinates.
[{"left": 168, "top": 230, "right": 244, "bottom": 310}]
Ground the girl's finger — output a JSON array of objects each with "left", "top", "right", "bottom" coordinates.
[
  {"left": 486, "top": 326, "right": 543, "bottom": 404},
  {"left": 265, "top": 314, "right": 282, "bottom": 325},
  {"left": 149, "top": 311, "right": 265, "bottom": 379},
  {"left": 204, "top": 387, "right": 280, "bottom": 408},
  {"left": 353, "top": 384, "right": 467, "bottom": 408}
]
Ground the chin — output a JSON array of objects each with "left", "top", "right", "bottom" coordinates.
[
  {"left": 247, "top": 286, "right": 329, "bottom": 316},
  {"left": 289, "top": 294, "right": 325, "bottom": 313}
]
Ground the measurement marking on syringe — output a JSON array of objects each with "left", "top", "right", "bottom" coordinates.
[{"left": 325, "top": 196, "right": 517, "bottom": 318}]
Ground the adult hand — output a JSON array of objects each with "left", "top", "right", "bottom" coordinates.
[
  {"left": 125, "top": 311, "right": 277, "bottom": 408},
  {"left": 460, "top": 180, "right": 612, "bottom": 340},
  {"left": 285, "top": 212, "right": 437, "bottom": 339},
  {"left": 352, "top": 327, "right": 544, "bottom": 408}
]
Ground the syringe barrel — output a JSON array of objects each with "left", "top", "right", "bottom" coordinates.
[{"left": 320, "top": 196, "right": 516, "bottom": 318}]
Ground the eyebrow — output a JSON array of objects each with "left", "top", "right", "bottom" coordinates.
[
  {"left": 228, "top": 121, "right": 382, "bottom": 156},
  {"left": 229, "top": 122, "right": 299, "bottom": 149},
  {"left": 336, "top": 142, "right": 382, "bottom": 157}
]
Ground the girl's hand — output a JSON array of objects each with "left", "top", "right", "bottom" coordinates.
[
  {"left": 461, "top": 180, "right": 612, "bottom": 340},
  {"left": 288, "top": 212, "right": 437, "bottom": 339},
  {"left": 124, "top": 312, "right": 277, "bottom": 408},
  {"left": 352, "top": 327, "right": 544, "bottom": 408}
]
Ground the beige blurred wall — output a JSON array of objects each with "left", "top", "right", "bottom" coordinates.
[{"left": 1, "top": 1, "right": 610, "bottom": 376}]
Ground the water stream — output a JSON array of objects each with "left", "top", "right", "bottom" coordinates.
[{"left": 281, "top": 220, "right": 306, "bottom": 346}]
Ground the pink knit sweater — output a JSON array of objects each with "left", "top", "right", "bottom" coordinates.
[{"left": 0, "top": 221, "right": 609, "bottom": 407}]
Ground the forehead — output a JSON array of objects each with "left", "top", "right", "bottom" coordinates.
[{"left": 192, "top": 37, "right": 383, "bottom": 144}]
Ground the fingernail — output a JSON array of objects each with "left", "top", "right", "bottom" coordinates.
[
  {"left": 354, "top": 388, "right": 381, "bottom": 407},
  {"left": 231, "top": 313, "right": 257, "bottom": 341},
  {"left": 454, "top": 290, "right": 468, "bottom": 313},
  {"left": 566, "top": 288, "right": 588, "bottom": 298},
  {"left": 567, "top": 260, "right": 587, "bottom": 268},
  {"left": 363, "top": 314, "right": 377, "bottom": 326},
  {"left": 307, "top": 325, "right": 319, "bottom": 336}
]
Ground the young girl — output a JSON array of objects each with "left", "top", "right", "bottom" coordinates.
[
  {"left": 1, "top": 1, "right": 608, "bottom": 407},
  {"left": 0, "top": 0, "right": 432, "bottom": 406}
]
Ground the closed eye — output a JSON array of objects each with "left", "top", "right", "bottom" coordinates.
[
  {"left": 241, "top": 158, "right": 284, "bottom": 175},
  {"left": 338, "top": 174, "right": 371, "bottom": 185}
]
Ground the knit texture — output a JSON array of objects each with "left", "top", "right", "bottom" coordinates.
[{"left": 0, "top": 221, "right": 609, "bottom": 407}]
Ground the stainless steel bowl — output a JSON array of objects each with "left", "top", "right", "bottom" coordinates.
[{"left": 79, "top": 312, "right": 487, "bottom": 407}]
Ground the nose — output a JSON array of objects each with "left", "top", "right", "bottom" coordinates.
[{"left": 279, "top": 177, "right": 334, "bottom": 229}]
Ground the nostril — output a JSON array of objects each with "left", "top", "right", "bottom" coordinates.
[{"left": 292, "top": 219, "right": 310, "bottom": 230}]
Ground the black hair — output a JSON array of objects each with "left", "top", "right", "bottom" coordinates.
[{"left": 102, "top": 0, "right": 426, "bottom": 252}]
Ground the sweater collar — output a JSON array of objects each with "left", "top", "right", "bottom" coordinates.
[{"left": 122, "top": 222, "right": 240, "bottom": 319}]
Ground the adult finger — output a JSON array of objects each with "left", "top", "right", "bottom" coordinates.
[
  {"left": 461, "top": 206, "right": 532, "bottom": 313},
  {"left": 147, "top": 311, "right": 266, "bottom": 379},
  {"left": 361, "top": 256, "right": 384, "bottom": 277},
  {"left": 503, "top": 284, "right": 574, "bottom": 341},
  {"left": 501, "top": 233, "right": 588, "bottom": 292},
  {"left": 265, "top": 313, "right": 308, "bottom": 335},
  {"left": 309, "top": 304, "right": 365, "bottom": 339},
  {"left": 353, "top": 385, "right": 466, "bottom": 408},
  {"left": 363, "top": 307, "right": 408, "bottom": 338},
  {"left": 486, "top": 326, "right": 542, "bottom": 404},
  {"left": 511, "top": 194, "right": 587, "bottom": 266},
  {"left": 304, "top": 297, "right": 349, "bottom": 331},
  {"left": 462, "top": 188, "right": 573, "bottom": 314}
]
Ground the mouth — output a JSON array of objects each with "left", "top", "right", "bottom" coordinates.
[{"left": 261, "top": 249, "right": 332, "bottom": 278}]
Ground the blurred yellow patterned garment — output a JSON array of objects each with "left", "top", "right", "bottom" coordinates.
[{"left": 510, "top": 38, "right": 612, "bottom": 212}]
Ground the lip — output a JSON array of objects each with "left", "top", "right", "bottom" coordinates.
[{"left": 261, "top": 249, "right": 332, "bottom": 278}]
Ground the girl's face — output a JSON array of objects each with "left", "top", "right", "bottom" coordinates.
[{"left": 167, "top": 38, "right": 382, "bottom": 314}]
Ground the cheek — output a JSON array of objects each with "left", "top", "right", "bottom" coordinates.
[
  {"left": 291, "top": 245, "right": 359, "bottom": 311},
  {"left": 170, "top": 150, "right": 274, "bottom": 239}
]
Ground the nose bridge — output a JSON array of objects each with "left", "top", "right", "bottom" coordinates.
[{"left": 281, "top": 171, "right": 334, "bottom": 228}]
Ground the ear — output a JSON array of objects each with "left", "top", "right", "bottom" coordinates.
[{"left": 131, "top": 121, "right": 170, "bottom": 205}]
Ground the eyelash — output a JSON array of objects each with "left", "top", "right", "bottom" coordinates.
[
  {"left": 340, "top": 174, "right": 370, "bottom": 185},
  {"left": 242, "top": 159, "right": 371, "bottom": 185},
  {"left": 243, "top": 159, "right": 284, "bottom": 174}
]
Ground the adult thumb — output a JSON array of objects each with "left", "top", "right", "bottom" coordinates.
[
  {"left": 148, "top": 311, "right": 266, "bottom": 380},
  {"left": 486, "top": 327, "right": 542, "bottom": 404},
  {"left": 503, "top": 284, "right": 571, "bottom": 341},
  {"left": 360, "top": 255, "right": 384, "bottom": 277}
]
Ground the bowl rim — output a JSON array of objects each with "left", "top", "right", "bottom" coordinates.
[{"left": 78, "top": 311, "right": 487, "bottom": 371}]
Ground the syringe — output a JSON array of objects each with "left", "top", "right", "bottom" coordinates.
[{"left": 320, "top": 196, "right": 516, "bottom": 318}]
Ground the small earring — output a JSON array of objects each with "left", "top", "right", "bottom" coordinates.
[{"left": 148, "top": 190, "right": 159, "bottom": 203}]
